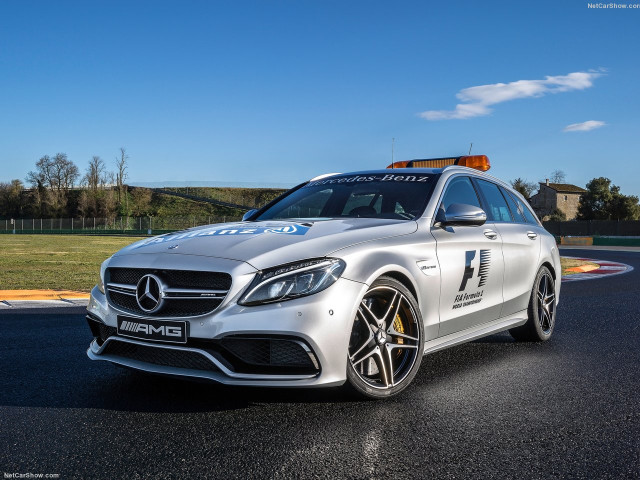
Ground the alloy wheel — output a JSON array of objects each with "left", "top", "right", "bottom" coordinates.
[
  {"left": 537, "top": 272, "right": 556, "bottom": 334},
  {"left": 348, "top": 286, "right": 421, "bottom": 390}
]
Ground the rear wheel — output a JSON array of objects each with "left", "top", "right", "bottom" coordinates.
[
  {"left": 346, "top": 277, "right": 424, "bottom": 399},
  {"left": 510, "top": 266, "right": 556, "bottom": 342}
]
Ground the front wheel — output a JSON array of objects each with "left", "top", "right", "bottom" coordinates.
[
  {"left": 346, "top": 277, "right": 425, "bottom": 399},
  {"left": 509, "top": 266, "right": 557, "bottom": 342}
]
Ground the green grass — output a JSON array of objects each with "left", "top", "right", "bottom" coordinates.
[
  {"left": 0, "top": 234, "right": 145, "bottom": 292},
  {"left": 0, "top": 235, "right": 600, "bottom": 292}
]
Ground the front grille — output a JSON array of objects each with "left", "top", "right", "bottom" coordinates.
[
  {"left": 102, "top": 340, "right": 219, "bottom": 372},
  {"left": 105, "top": 268, "right": 231, "bottom": 317},
  {"left": 109, "top": 268, "right": 231, "bottom": 290},
  {"left": 220, "top": 337, "right": 318, "bottom": 371}
]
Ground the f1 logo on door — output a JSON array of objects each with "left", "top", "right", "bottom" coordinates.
[{"left": 459, "top": 249, "right": 491, "bottom": 292}]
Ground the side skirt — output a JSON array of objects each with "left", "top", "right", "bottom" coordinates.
[{"left": 423, "top": 310, "right": 527, "bottom": 355}]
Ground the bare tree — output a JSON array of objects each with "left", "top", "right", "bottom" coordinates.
[
  {"left": 26, "top": 155, "right": 50, "bottom": 188},
  {"left": 550, "top": 170, "right": 566, "bottom": 183},
  {"left": 116, "top": 147, "right": 129, "bottom": 209},
  {"left": 26, "top": 153, "right": 79, "bottom": 214},
  {"left": 83, "top": 156, "right": 107, "bottom": 191}
]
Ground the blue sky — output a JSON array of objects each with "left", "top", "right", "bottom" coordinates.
[{"left": 1, "top": 0, "right": 639, "bottom": 195}]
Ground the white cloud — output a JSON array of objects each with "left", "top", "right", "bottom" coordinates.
[
  {"left": 563, "top": 120, "right": 606, "bottom": 132},
  {"left": 419, "top": 71, "right": 603, "bottom": 120}
]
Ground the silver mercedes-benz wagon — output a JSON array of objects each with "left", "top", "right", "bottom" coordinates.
[{"left": 86, "top": 155, "right": 560, "bottom": 398}]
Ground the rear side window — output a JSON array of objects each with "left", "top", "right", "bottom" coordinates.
[
  {"left": 506, "top": 190, "right": 539, "bottom": 225},
  {"left": 499, "top": 186, "right": 526, "bottom": 222},
  {"left": 475, "top": 179, "right": 512, "bottom": 222},
  {"left": 440, "top": 176, "right": 482, "bottom": 211}
]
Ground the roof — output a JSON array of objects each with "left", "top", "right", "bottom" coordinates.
[{"left": 540, "top": 182, "right": 587, "bottom": 194}]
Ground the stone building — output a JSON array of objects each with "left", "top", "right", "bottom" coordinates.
[{"left": 529, "top": 179, "right": 587, "bottom": 220}]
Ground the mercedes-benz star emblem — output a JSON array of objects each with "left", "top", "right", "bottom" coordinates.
[{"left": 136, "top": 274, "right": 164, "bottom": 313}]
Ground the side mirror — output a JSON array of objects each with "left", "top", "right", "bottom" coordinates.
[
  {"left": 437, "top": 203, "right": 486, "bottom": 226},
  {"left": 242, "top": 209, "right": 258, "bottom": 222}
]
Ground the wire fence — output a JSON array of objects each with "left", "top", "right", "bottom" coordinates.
[
  {"left": 542, "top": 220, "right": 640, "bottom": 236},
  {"left": 0, "top": 216, "right": 244, "bottom": 235},
  {"left": 4, "top": 217, "right": 639, "bottom": 237}
]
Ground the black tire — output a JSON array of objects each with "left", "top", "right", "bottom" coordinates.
[
  {"left": 345, "top": 276, "right": 425, "bottom": 399},
  {"left": 509, "top": 266, "right": 557, "bottom": 342}
]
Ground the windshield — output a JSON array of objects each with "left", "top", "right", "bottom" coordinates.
[{"left": 256, "top": 173, "right": 437, "bottom": 221}]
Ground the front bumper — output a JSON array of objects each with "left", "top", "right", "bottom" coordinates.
[{"left": 86, "top": 276, "right": 366, "bottom": 387}]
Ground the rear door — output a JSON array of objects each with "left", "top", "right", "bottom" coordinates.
[
  {"left": 431, "top": 176, "right": 505, "bottom": 337},
  {"left": 484, "top": 185, "right": 542, "bottom": 316}
]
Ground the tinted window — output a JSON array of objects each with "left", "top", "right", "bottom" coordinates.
[
  {"left": 499, "top": 186, "right": 526, "bottom": 222},
  {"left": 257, "top": 173, "right": 436, "bottom": 220},
  {"left": 274, "top": 188, "right": 332, "bottom": 218},
  {"left": 476, "top": 179, "right": 512, "bottom": 222},
  {"left": 440, "top": 177, "right": 482, "bottom": 211},
  {"left": 506, "top": 190, "right": 539, "bottom": 224}
]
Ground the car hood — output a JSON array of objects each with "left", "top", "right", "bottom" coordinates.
[{"left": 114, "top": 219, "right": 417, "bottom": 270}]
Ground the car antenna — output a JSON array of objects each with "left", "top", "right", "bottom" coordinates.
[
  {"left": 391, "top": 137, "right": 395, "bottom": 168},
  {"left": 468, "top": 142, "right": 473, "bottom": 155}
]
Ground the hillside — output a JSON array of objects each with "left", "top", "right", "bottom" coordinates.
[
  {"left": 0, "top": 185, "right": 289, "bottom": 220},
  {"left": 156, "top": 186, "right": 287, "bottom": 211}
]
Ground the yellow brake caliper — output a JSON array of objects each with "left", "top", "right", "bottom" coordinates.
[{"left": 393, "top": 312, "right": 404, "bottom": 345}]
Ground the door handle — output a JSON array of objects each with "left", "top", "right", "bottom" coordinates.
[
  {"left": 527, "top": 232, "right": 538, "bottom": 240},
  {"left": 483, "top": 229, "right": 498, "bottom": 240}
]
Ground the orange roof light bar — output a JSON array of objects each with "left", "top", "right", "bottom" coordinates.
[
  {"left": 457, "top": 155, "right": 491, "bottom": 171},
  {"left": 410, "top": 158, "right": 458, "bottom": 169},
  {"left": 386, "top": 161, "right": 410, "bottom": 169},
  {"left": 386, "top": 155, "right": 490, "bottom": 172}
]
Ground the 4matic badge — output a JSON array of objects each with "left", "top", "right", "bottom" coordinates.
[{"left": 453, "top": 249, "right": 491, "bottom": 310}]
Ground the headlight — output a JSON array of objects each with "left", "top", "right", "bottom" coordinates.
[
  {"left": 97, "top": 257, "right": 110, "bottom": 294},
  {"left": 239, "top": 258, "right": 346, "bottom": 306}
]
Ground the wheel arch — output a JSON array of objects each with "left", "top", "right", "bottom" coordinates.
[
  {"left": 356, "top": 264, "right": 424, "bottom": 315},
  {"left": 541, "top": 261, "right": 556, "bottom": 280},
  {"left": 379, "top": 270, "right": 419, "bottom": 303}
]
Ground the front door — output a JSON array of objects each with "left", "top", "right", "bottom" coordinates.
[{"left": 431, "top": 176, "right": 505, "bottom": 337}]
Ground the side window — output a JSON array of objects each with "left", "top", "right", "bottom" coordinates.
[
  {"left": 507, "top": 190, "right": 539, "bottom": 225},
  {"left": 499, "top": 186, "right": 525, "bottom": 222},
  {"left": 475, "top": 179, "right": 512, "bottom": 223},
  {"left": 440, "top": 176, "right": 482, "bottom": 212}
]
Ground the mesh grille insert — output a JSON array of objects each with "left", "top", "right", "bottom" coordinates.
[
  {"left": 108, "top": 268, "right": 231, "bottom": 290},
  {"left": 103, "top": 340, "right": 219, "bottom": 372},
  {"left": 220, "top": 338, "right": 315, "bottom": 369}
]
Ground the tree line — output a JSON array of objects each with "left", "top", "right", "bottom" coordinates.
[
  {"left": 0, "top": 148, "right": 152, "bottom": 219},
  {"left": 510, "top": 170, "right": 640, "bottom": 221},
  {"left": 2, "top": 160, "right": 639, "bottom": 221}
]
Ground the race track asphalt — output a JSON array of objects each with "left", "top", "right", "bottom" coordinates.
[{"left": 1, "top": 248, "right": 639, "bottom": 479}]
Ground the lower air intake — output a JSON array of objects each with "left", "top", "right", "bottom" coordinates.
[
  {"left": 220, "top": 337, "right": 319, "bottom": 373},
  {"left": 87, "top": 316, "right": 117, "bottom": 346},
  {"left": 102, "top": 340, "right": 219, "bottom": 372}
]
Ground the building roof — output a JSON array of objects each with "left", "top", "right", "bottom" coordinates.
[{"left": 540, "top": 182, "right": 587, "bottom": 194}]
